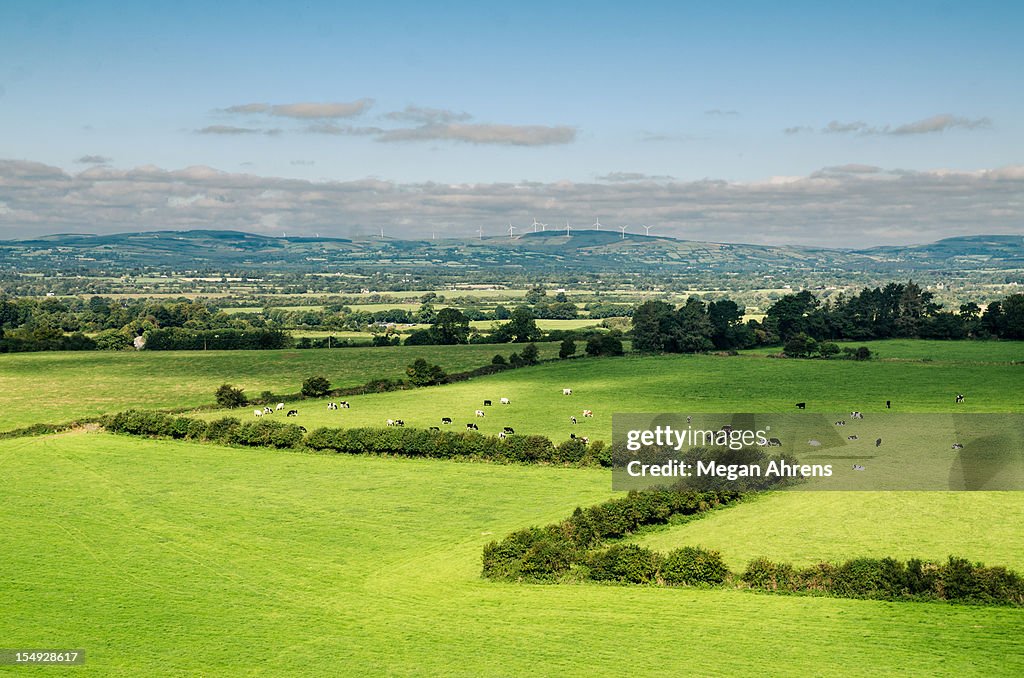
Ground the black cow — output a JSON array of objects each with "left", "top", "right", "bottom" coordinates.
[
  {"left": 955, "top": 394, "right": 965, "bottom": 404},
  {"left": 441, "top": 417, "right": 452, "bottom": 425},
  {"left": 767, "top": 437, "right": 782, "bottom": 447},
  {"left": 570, "top": 416, "right": 577, "bottom": 424},
  {"left": 503, "top": 427, "right": 515, "bottom": 434},
  {"left": 339, "top": 401, "right": 350, "bottom": 409},
  {"left": 429, "top": 426, "right": 440, "bottom": 431},
  {"left": 795, "top": 402, "right": 806, "bottom": 410},
  {"left": 886, "top": 400, "right": 891, "bottom": 409},
  {"left": 286, "top": 409, "right": 298, "bottom": 417},
  {"left": 466, "top": 423, "right": 478, "bottom": 431},
  {"left": 952, "top": 443, "right": 964, "bottom": 450},
  {"left": 483, "top": 400, "right": 492, "bottom": 406},
  {"left": 298, "top": 426, "right": 307, "bottom": 433},
  {"left": 875, "top": 438, "right": 882, "bottom": 447}
]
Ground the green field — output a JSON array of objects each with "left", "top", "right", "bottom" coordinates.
[
  {"left": 1, "top": 432, "right": 1021, "bottom": 676},
  {"left": 3, "top": 339, "right": 1023, "bottom": 676},
  {"left": 196, "top": 342, "right": 1024, "bottom": 441},
  {"left": 0, "top": 343, "right": 559, "bottom": 432},
  {"left": 634, "top": 491, "right": 1024, "bottom": 570}
]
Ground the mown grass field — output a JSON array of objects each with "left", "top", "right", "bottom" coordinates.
[
  {"left": 634, "top": 491, "right": 1024, "bottom": 570},
  {"left": 0, "top": 343, "right": 559, "bottom": 432},
  {"left": 2, "top": 432, "right": 1022, "bottom": 677},
  {"left": 196, "top": 341, "right": 1024, "bottom": 441}
]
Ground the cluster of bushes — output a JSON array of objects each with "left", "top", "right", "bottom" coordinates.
[
  {"left": 306, "top": 427, "right": 608, "bottom": 466},
  {"left": 103, "top": 410, "right": 305, "bottom": 448},
  {"left": 482, "top": 490, "right": 740, "bottom": 581},
  {"left": 101, "top": 409, "right": 610, "bottom": 466},
  {"left": 741, "top": 555, "right": 1024, "bottom": 604},
  {"left": 783, "top": 334, "right": 872, "bottom": 360}
]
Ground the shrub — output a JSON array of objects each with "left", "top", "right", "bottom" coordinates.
[
  {"left": 661, "top": 546, "right": 730, "bottom": 586},
  {"left": 215, "top": 384, "right": 248, "bottom": 408},
  {"left": 742, "top": 557, "right": 797, "bottom": 591},
  {"left": 301, "top": 375, "right": 331, "bottom": 397},
  {"left": 230, "top": 420, "right": 306, "bottom": 448},
  {"left": 559, "top": 338, "right": 576, "bottom": 359},
  {"left": 520, "top": 343, "right": 540, "bottom": 365},
  {"left": 586, "top": 544, "right": 662, "bottom": 584},
  {"left": 491, "top": 353, "right": 507, "bottom": 365},
  {"left": 205, "top": 417, "right": 241, "bottom": 443}
]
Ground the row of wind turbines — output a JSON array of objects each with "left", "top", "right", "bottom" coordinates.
[{"left": 481, "top": 218, "right": 655, "bottom": 241}]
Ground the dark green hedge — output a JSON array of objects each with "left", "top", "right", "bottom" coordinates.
[
  {"left": 482, "top": 491, "right": 1024, "bottom": 606},
  {"left": 101, "top": 410, "right": 610, "bottom": 466}
]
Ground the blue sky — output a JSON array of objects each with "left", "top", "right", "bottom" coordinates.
[{"left": 1, "top": 1, "right": 1022, "bottom": 244}]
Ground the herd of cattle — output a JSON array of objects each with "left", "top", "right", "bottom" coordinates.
[
  {"left": 248, "top": 389, "right": 969, "bottom": 452},
  {"left": 249, "top": 387, "right": 593, "bottom": 443}
]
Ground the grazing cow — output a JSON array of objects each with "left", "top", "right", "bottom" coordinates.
[
  {"left": 275, "top": 402, "right": 285, "bottom": 411},
  {"left": 498, "top": 432, "right": 507, "bottom": 439},
  {"left": 720, "top": 425, "right": 734, "bottom": 434},
  {"left": 955, "top": 394, "right": 965, "bottom": 404},
  {"left": 579, "top": 436, "right": 589, "bottom": 445},
  {"left": 835, "top": 420, "right": 846, "bottom": 426},
  {"left": 562, "top": 388, "right": 572, "bottom": 396},
  {"left": 503, "top": 427, "right": 515, "bottom": 434},
  {"left": 263, "top": 406, "right": 273, "bottom": 414},
  {"left": 795, "top": 402, "right": 806, "bottom": 410},
  {"left": 852, "top": 464, "right": 865, "bottom": 471},
  {"left": 298, "top": 426, "right": 307, "bottom": 433},
  {"left": 475, "top": 409, "right": 486, "bottom": 417},
  {"left": 327, "top": 402, "right": 338, "bottom": 410},
  {"left": 582, "top": 410, "right": 593, "bottom": 417},
  {"left": 387, "top": 419, "right": 396, "bottom": 426},
  {"left": 483, "top": 400, "right": 492, "bottom": 406},
  {"left": 847, "top": 435, "right": 859, "bottom": 441},
  {"left": 466, "top": 423, "right": 478, "bottom": 431},
  {"left": 570, "top": 416, "right": 577, "bottom": 425},
  {"left": 286, "top": 409, "right": 298, "bottom": 417},
  {"left": 952, "top": 443, "right": 964, "bottom": 450},
  {"left": 429, "top": 426, "right": 440, "bottom": 431},
  {"left": 339, "top": 401, "right": 350, "bottom": 409},
  {"left": 254, "top": 409, "right": 263, "bottom": 417},
  {"left": 767, "top": 437, "right": 782, "bottom": 447},
  {"left": 686, "top": 416, "right": 692, "bottom": 424},
  {"left": 850, "top": 411, "right": 864, "bottom": 420},
  {"left": 886, "top": 400, "right": 891, "bottom": 409},
  {"left": 500, "top": 398, "right": 511, "bottom": 405},
  {"left": 808, "top": 439, "right": 821, "bottom": 446},
  {"left": 875, "top": 438, "right": 882, "bottom": 447},
  {"left": 441, "top": 417, "right": 452, "bottom": 425},
  {"left": 395, "top": 419, "right": 405, "bottom": 427},
  {"left": 570, "top": 433, "right": 577, "bottom": 440}
]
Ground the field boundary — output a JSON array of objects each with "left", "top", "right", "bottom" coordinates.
[{"left": 481, "top": 491, "right": 1024, "bottom": 607}]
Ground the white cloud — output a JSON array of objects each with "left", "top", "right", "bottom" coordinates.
[
  {"left": 376, "top": 123, "right": 576, "bottom": 146},
  {"left": 1, "top": 159, "right": 1021, "bottom": 246}
]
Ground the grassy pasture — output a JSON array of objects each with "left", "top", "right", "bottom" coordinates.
[
  {"left": 741, "top": 338, "right": 1024, "bottom": 363},
  {"left": 196, "top": 343, "right": 1024, "bottom": 441},
  {"left": 1, "top": 432, "right": 1021, "bottom": 677},
  {"left": 0, "top": 343, "right": 559, "bottom": 432},
  {"left": 634, "top": 491, "right": 1024, "bottom": 571}
]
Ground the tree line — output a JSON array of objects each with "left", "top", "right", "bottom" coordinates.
[{"left": 630, "top": 283, "right": 1024, "bottom": 354}]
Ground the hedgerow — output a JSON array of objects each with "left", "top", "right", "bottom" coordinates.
[{"left": 482, "top": 490, "right": 1024, "bottom": 606}]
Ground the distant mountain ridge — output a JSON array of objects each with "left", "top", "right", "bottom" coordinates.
[{"left": 1, "top": 229, "right": 1022, "bottom": 274}]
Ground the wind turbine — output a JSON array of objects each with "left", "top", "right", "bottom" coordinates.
[
  {"left": 476, "top": 226, "right": 484, "bottom": 241},
  {"left": 508, "top": 223, "right": 517, "bottom": 240},
  {"left": 618, "top": 225, "right": 628, "bottom": 239},
  {"left": 565, "top": 220, "right": 572, "bottom": 237},
  {"left": 593, "top": 217, "right": 602, "bottom": 231},
  {"left": 379, "top": 226, "right": 385, "bottom": 239},
  {"left": 642, "top": 224, "right": 653, "bottom": 236},
  {"left": 532, "top": 218, "right": 542, "bottom": 233}
]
